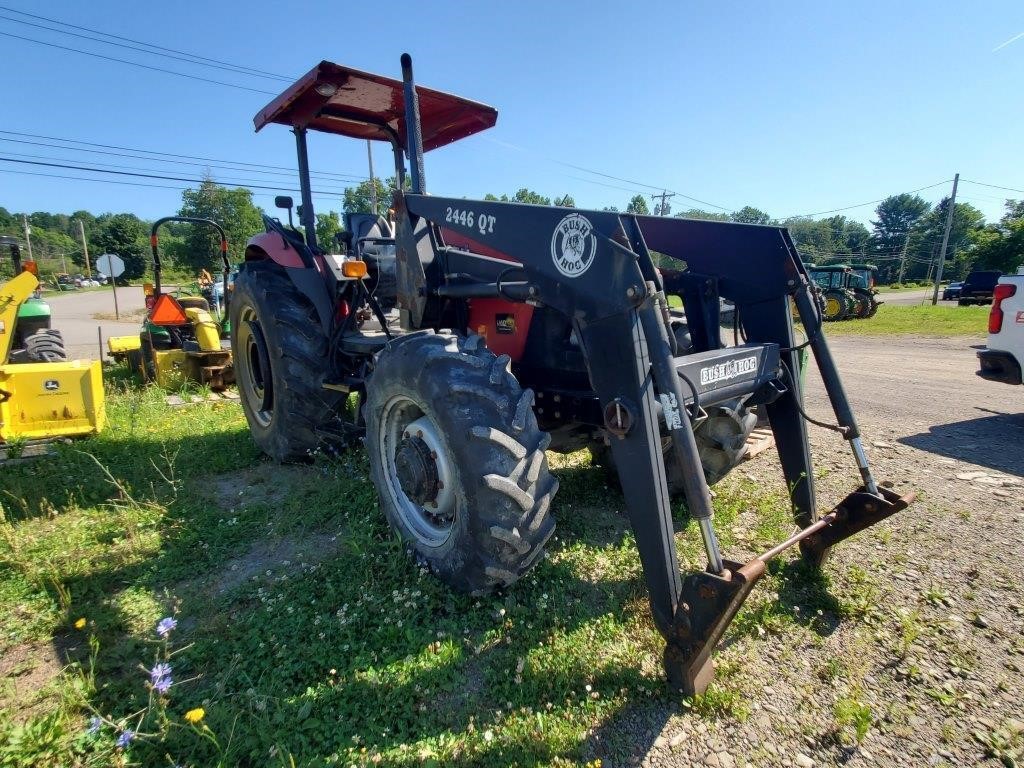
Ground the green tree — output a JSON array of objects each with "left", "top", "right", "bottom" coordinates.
[
  {"left": 343, "top": 177, "right": 391, "bottom": 215},
  {"left": 174, "top": 180, "right": 263, "bottom": 273},
  {"left": 511, "top": 188, "right": 551, "bottom": 206},
  {"left": 675, "top": 208, "right": 730, "bottom": 222},
  {"left": 907, "top": 198, "right": 985, "bottom": 281},
  {"left": 968, "top": 200, "right": 1024, "bottom": 273},
  {"left": 626, "top": 195, "right": 649, "bottom": 215},
  {"left": 730, "top": 206, "right": 772, "bottom": 225},
  {"left": 553, "top": 194, "right": 576, "bottom": 208},
  {"left": 869, "top": 194, "right": 930, "bottom": 280},
  {"left": 316, "top": 211, "right": 343, "bottom": 252},
  {"left": 92, "top": 213, "right": 148, "bottom": 280}
]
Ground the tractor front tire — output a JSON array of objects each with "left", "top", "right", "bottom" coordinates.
[
  {"left": 365, "top": 332, "right": 557, "bottom": 594},
  {"left": 10, "top": 329, "right": 67, "bottom": 363},
  {"left": 230, "top": 261, "right": 347, "bottom": 462}
]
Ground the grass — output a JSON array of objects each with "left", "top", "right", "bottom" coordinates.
[
  {"left": 0, "top": 368, "right": 861, "bottom": 766},
  {"left": 819, "top": 303, "right": 989, "bottom": 337}
]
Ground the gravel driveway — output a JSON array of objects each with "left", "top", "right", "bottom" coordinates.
[{"left": 596, "top": 334, "right": 1024, "bottom": 768}]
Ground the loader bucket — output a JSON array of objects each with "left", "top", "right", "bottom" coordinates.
[{"left": 0, "top": 359, "right": 105, "bottom": 441}]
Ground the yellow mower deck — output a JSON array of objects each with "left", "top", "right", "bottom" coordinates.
[
  {"left": 1, "top": 271, "right": 105, "bottom": 442},
  {"left": 0, "top": 359, "right": 105, "bottom": 440}
]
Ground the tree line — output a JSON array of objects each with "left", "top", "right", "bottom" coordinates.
[{"left": 4, "top": 179, "right": 1020, "bottom": 285}]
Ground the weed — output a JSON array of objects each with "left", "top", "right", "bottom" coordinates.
[{"left": 834, "top": 695, "right": 873, "bottom": 744}]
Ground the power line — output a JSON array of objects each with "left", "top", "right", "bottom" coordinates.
[
  {"left": 0, "top": 167, "right": 342, "bottom": 201},
  {"left": 0, "top": 30, "right": 277, "bottom": 95},
  {"left": 961, "top": 179, "right": 1024, "bottom": 196},
  {"left": 781, "top": 179, "right": 953, "bottom": 219},
  {"left": 0, "top": 12, "right": 292, "bottom": 82},
  {"left": 0, "top": 4, "right": 289, "bottom": 81},
  {"left": 0, "top": 137, "right": 364, "bottom": 185},
  {"left": 484, "top": 136, "right": 732, "bottom": 211},
  {"left": 0, "top": 156, "right": 346, "bottom": 196},
  {"left": 0, "top": 130, "right": 367, "bottom": 182},
  {"left": 0, "top": 150, "right": 350, "bottom": 194}
]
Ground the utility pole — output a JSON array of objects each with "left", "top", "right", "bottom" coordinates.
[
  {"left": 22, "top": 214, "right": 33, "bottom": 260},
  {"left": 931, "top": 173, "right": 959, "bottom": 305},
  {"left": 78, "top": 219, "right": 91, "bottom": 277},
  {"left": 650, "top": 190, "right": 675, "bottom": 216},
  {"left": 367, "top": 140, "right": 378, "bottom": 215},
  {"left": 896, "top": 231, "right": 910, "bottom": 284}
]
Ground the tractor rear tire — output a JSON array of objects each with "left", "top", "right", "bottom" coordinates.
[
  {"left": 365, "top": 332, "right": 557, "bottom": 594},
  {"left": 822, "top": 290, "right": 851, "bottom": 321},
  {"left": 230, "top": 261, "right": 347, "bottom": 462},
  {"left": 10, "top": 329, "right": 67, "bottom": 363},
  {"left": 865, "top": 293, "right": 880, "bottom": 318}
]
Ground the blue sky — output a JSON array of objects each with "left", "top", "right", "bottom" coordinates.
[{"left": 2, "top": 0, "right": 1021, "bottom": 225}]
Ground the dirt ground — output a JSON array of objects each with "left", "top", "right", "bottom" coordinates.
[{"left": 602, "top": 335, "right": 1024, "bottom": 768}]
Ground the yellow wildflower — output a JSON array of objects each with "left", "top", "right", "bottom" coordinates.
[
  {"left": 184, "top": 707, "right": 205, "bottom": 724},
  {"left": 74, "top": 618, "right": 86, "bottom": 630}
]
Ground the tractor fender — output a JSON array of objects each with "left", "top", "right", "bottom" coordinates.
[
  {"left": 244, "top": 237, "right": 336, "bottom": 336},
  {"left": 245, "top": 232, "right": 305, "bottom": 268}
]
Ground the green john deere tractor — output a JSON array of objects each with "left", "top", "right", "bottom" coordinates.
[
  {"left": 0, "top": 235, "right": 66, "bottom": 359},
  {"left": 807, "top": 264, "right": 858, "bottom": 321},
  {"left": 848, "top": 263, "right": 881, "bottom": 318}
]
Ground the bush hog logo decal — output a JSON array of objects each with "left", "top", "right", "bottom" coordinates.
[
  {"left": 550, "top": 213, "right": 597, "bottom": 278},
  {"left": 700, "top": 356, "right": 758, "bottom": 386},
  {"left": 495, "top": 313, "right": 516, "bottom": 334}
]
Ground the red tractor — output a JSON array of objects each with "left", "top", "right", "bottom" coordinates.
[{"left": 230, "top": 55, "right": 913, "bottom": 694}]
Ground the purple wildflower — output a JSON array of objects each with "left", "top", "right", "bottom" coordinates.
[
  {"left": 153, "top": 675, "right": 172, "bottom": 694},
  {"left": 150, "top": 662, "right": 172, "bottom": 685},
  {"left": 116, "top": 729, "right": 135, "bottom": 748},
  {"left": 86, "top": 716, "right": 102, "bottom": 735},
  {"left": 156, "top": 616, "right": 177, "bottom": 637}
]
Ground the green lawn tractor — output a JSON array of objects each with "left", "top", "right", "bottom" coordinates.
[
  {"left": 0, "top": 236, "right": 65, "bottom": 358},
  {"left": 108, "top": 217, "right": 234, "bottom": 390}
]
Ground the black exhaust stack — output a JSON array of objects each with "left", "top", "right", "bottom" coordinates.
[{"left": 401, "top": 53, "right": 426, "bottom": 195}]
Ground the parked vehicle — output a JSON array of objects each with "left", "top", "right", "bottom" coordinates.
[
  {"left": 942, "top": 281, "right": 963, "bottom": 300},
  {"left": 977, "top": 268, "right": 1024, "bottom": 385},
  {"left": 958, "top": 270, "right": 1002, "bottom": 306},
  {"left": 229, "top": 55, "right": 912, "bottom": 695}
]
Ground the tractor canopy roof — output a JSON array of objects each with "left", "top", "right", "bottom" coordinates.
[
  {"left": 253, "top": 60, "right": 498, "bottom": 152},
  {"left": 848, "top": 263, "right": 877, "bottom": 271},
  {"left": 809, "top": 264, "right": 851, "bottom": 272}
]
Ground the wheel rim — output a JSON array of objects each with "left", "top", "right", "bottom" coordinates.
[
  {"left": 824, "top": 296, "right": 842, "bottom": 319},
  {"left": 378, "top": 395, "right": 456, "bottom": 547},
  {"left": 236, "top": 306, "right": 273, "bottom": 428}
]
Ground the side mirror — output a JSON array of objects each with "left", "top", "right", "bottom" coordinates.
[{"left": 274, "top": 196, "right": 293, "bottom": 210}]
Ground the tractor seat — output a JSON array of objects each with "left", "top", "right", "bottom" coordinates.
[
  {"left": 359, "top": 216, "right": 396, "bottom": 260},
  {"left": 177, "top": 296, "right": 211, "bottom": 312}
]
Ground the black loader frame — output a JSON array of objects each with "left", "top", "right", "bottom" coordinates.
[{"left": 243, "top": 54, "right": 913, "bottom": 695}]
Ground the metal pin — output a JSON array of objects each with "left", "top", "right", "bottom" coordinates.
[{"left": 850, "top": 437, "right": 879, "bottom": 496}]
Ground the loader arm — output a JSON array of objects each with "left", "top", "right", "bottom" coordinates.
[{"left": 396, "top": 193, "right": 913, "bottom": 694}]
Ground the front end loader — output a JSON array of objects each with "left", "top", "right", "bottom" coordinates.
[{"left": 231, "top": 55, "right": 914, "bottom": 695}]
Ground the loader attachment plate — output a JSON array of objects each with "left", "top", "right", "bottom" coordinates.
[{"left": 663, "top": 485, "right": 914, "bottom": 695}]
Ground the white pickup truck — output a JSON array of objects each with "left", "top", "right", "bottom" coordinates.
[{"left": 978, "top": 267, "right": 1024, "bottom": 385}]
